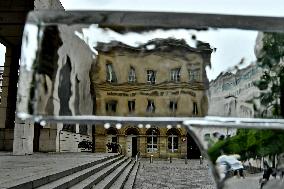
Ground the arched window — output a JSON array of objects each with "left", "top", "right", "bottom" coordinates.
[
  {"left": 146, "top": 128, "right": 159, "bottom": 153},
  {"left": 125, "top": 127, "right": 139, "bottom": 135},
  {"left": 167, "top": 128, "right": 179, "bottom": 152}
]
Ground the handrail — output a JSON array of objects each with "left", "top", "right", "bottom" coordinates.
[{"left": 135, "top": 151, "right": 141, "bottom": 162}]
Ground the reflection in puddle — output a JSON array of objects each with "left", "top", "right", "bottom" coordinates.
[{"left": 17, "top": 12, "right": 284, "bottom": 189}]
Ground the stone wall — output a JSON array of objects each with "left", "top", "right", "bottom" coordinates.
[{"left": 95, "top": 125, "right": 187, "bottom": 158}]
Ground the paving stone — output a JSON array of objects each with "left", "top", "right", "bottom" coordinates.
[{"left": 134, "top": 159, "right": 216, "bottom": 189}]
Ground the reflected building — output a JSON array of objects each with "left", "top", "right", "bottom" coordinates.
[
  {"left": 208, "top": 63, "right": 262, "bottom": 118},
  {"left": 207, "top": 63, "right": 263, "bottom": 143},
  {"left": 91, "top": 38, "right": 213, "bottom": 158}
]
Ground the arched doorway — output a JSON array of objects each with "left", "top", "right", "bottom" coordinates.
[
  {"left": 187, "top": 132, "right": 201, "bottom": 159},
  {"left": 106, "top": 127, "right": 118, "bottom": 153},
  {"left": 125, "top": 127, "right": 139, "bottom": 157}
]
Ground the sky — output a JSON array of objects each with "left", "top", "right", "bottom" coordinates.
[
  {"left": 60, "top": 0, "right": 268, "bottom": 80},
  {"left": 1, "top": 0, "right": 284, "bottom": 80}
]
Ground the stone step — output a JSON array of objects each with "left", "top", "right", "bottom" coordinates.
[
  {"left": 123, "top": 161, "right": 140, "bottom": 189},
  {"left": 4, "top": 154, "right": 120, "bottom": 189},
  {"left": 109, "top": 160, "right": 136, "bottom": 189},
  {"left": 70, "top": 157, "right": 129, "bottom": 189},
  {"left": 36, "top": 155, "right": 124, "bottom": 189},
  {"left": 93, "top": 159, "right": 133, "bottom": 189}
]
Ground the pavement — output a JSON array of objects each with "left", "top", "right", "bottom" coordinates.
[
  {"left": 2, "top": 152, "right": 282, "bottom": 189},
  {"left": 0, "top": 152, "right": 116, "bottom": 188},
  {"left": 134, "top": 159, "right": 216, "bottom": 189},
  {"left": 223, "top": 172, "right": 284, "bottom": 189}
]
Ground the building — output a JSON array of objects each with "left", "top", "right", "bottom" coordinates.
[
  {"left": 205, "top": 63, "right": 264, "bottom": 144},
  {"left": 91, "top": 38, "right": 213, "bottom": 158},
  {"left": 208, "top": 63, "right": 262, "bottom": 118}
]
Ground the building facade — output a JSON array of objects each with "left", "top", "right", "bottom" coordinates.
[
  {"left": 208, "top": 63, "right": 262, "bottom": 118},
  {"left": 91, "top": 38, "right": 213, "bottom": 158}
]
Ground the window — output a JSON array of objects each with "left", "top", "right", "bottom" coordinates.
[
  {"left": 167, "top": 129, "right": 179, "bottom": 152},
  {"left": 169, "top": 100, "right": 178, "bottom": 112},
  {"left": 128, "top": 100, "right": 135, "bottom": 112},
  {"left": 168, "top": 135, "right": 178, "bottom": 152},
  {"left": 147, "top": 128, "right": 159, "bottom": 153},
  {"left": 128, "top": 67, "right": 136, "bottom": 83},
  {"left": 106, "top": 62, "right": 117, "bottom": 83},
  {"left": 193, "top": 102, "right": 198, "bottom": 115},
  {"left": 188, "top": 68, "right": 200, "bottom": 82},
  {"left": 147, "top": 70, "right": 156, "bottom": 84},
  {"left": 170, "top": 68, "right": 181, "bottom": 82},
  {"left": 106, "top": 100, "right": 117, "bottom": 113},
  {"left": 146, "top": 99, "right": 155, "bottom": 113}
]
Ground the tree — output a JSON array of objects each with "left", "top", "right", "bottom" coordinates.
[{"left": 254, "top": 32, "right": 284, "bottom": 118}]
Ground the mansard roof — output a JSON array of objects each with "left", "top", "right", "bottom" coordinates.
[{"left": 95, "top": 37, "right": 213, "bottom": 54}]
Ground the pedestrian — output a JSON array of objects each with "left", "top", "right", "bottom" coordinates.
[
  {"left": 260, "top": 161, "right": 273, "bottom": 189},
  {"left": 238, "top": 168, "right": 245, "bottom": 178}
]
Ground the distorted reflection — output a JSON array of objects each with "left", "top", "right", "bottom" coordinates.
[
  {"left": 16, "top": 16, "right": 284, "bottom": 189},
  {"left": 201, "top": 127, "right": 284, "bottom": 189}
]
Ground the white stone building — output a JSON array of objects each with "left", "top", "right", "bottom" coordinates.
[{"left": 208, "top": 63, "right": 262, "bottom": 118}]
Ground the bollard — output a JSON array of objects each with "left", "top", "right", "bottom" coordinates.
[
  {"left": 200, "top": 155, "right": 203, "bottom": 164},
  {"left": 170, "top": 156, "right": 172, "bottom": 163},
  {"left": 150, "top": 155, "right": 153, "bottom": 163},
  {"left": 185, "top": 157, "right": 188, "bottom": 164}
]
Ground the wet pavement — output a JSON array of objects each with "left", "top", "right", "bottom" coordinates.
[
  {"left": 134, "top": 159, "right": 216, "bottom": 189},
  {"left": 223, "top": 173, "right": 284, "bottom": 189}
]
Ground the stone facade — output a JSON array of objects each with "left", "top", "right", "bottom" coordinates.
[
  {"left": 91, "top": 38, "right": 213, "bottom": 158},
  {"left": 208, "top": 63, "right": 262, "bottom": 118}
]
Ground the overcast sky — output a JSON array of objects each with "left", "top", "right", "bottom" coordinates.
[
  {"left": 60, "top": 0, "right": 284, "bottom": 17},
  {"left": 1, "top": 0, "right": 284, "bottom": 80}
]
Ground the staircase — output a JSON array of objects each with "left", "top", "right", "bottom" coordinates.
[{"left": 7, "top": 154, "right": 140, "bottom": 189}]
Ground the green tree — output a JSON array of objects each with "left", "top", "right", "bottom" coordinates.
[{"left": 254, "top": 32, "right": 284, "bottom": 117}]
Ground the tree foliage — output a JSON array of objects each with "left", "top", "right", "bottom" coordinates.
[
  {"left": 254, "top": 32, "right": 284, "bottom": 117},
  {"left": 208, "top": 129, "right": 284, "bottom": 163}
]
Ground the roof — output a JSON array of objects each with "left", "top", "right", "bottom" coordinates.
[{"left": 95, "top": 37, "right": 213, "bottom": 54}]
